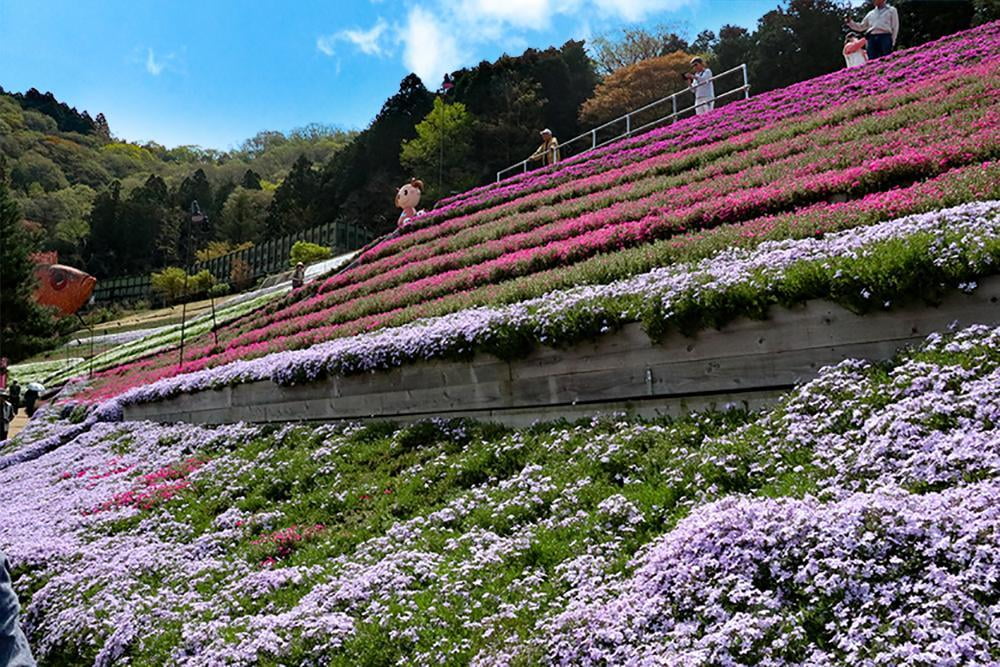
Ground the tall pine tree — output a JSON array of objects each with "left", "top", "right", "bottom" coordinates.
[
  {"left": 0, "top": 181, "right": 61, "bottom": 361},
  {"left": 264, "top": 155, "right": 319, "bottom": 239}
]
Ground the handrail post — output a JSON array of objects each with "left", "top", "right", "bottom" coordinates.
[
  {"left": 591, "top": 129, "right": 596, "bottom": 149},
  {"left": 671, "top": 94, "right": 677, "bottom": 122},
  {"left": 742, "top": 63, "right": 749, "bottom": 99},
  {"left": 626, "top": 114, "right": 631, "bottom": 135}
]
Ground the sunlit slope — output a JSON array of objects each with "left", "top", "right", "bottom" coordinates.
[{"left": 79, "top": 23, "right": 1000, "bottom": 403}]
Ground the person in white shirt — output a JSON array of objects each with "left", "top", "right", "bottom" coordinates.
[
  {"left": 846, "top": 0, "right": 899, "bottom": 60},
  {"left": 684, "top": 57, "right": 715, "bottom": 116},
  {"left": 843, "top": 33, "right": 868, "bottom": 68}
]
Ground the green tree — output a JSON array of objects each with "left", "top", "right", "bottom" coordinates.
[
  {"left": 691, "top": 30, "right": 718, "bottom": 54},
  {"left": 474, "top": 73, "right": 547, "bottom": 174},
  {"left": 0, "top": 181, "right": 61, "bottom": 361},
  {"left": 10, "top": 152, "right": 69, "bottom": 193},
  {"left": 579, "top": 51, "right": 693, "bottom": 126},
  {"left": 0, "top": 86, "right": 97, "bottom": 134},
  {"left": 892, "top": 0, "right": 975, "bottom": 48},
  {"left": 85, "top": 180, "right": 122, "bottom": 276},
  {"left": 99, "top": 142, "right": 157, "bottom": 179},
  {"left": 713, "top": 25, "right": 754, "bottom": 74},
  {"left": 120, "top": 174, "right": 171, "bottom": 273},
  {"left": 400, "top": 97, "right": 476, "bottom": 199},
  {"left": 317, "top": 73, "right": 434, "bottom": 231},
  {"left": 220, "top": 186, "right": 271, "bottom": 244},
  {"left": 265, "top": 155, "right": 319, "bottom": 239},
  {"left": 750, "top": 0, "right": 848, "bottom": 94},
  {"left": 973, "top": 0, "right": 1000, "bottom": 24},
  {"left": 93, "top": 113, "right": 111, "bottom": 143},
  {"left": 175, "top": 168, "right": 215, "bottom": 260},
  {"left": 589, "top": 25, "right": 690, "bottom": 75},
  {"left": 240, "top": 169, "right": 263, "bottom": 190}
]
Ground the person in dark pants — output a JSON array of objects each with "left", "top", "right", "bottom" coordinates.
[
  {"left": 0, "top": 551, "right": 36, "bottom": 666},
  {"left": 846, "top": 0, "right": 898, "bottom": 60},
  {"left": 21, "top": 388, "right": 37, "bottom": 419},
  {"left": 291, "top": 262, "right": 306, "bottom": 289},
  {"left": 7, "top": 381, "right": 19, "bottom": 415},
  {"left": 0, "top": 392, "right": 12, "bottom": 441}
]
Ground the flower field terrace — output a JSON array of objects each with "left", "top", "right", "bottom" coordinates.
[
  {"left": 72, "top": 23, "right": 1000, "bottom": 405},
  {"left": 3, "top": 320, "right": 1000, "bottom": 664},
  {"left": 82, "top": 200, "right": 1000, "bottom": 408},
  {"left": 42, "top": 289, "right": 285, "bottom": 387},
  {"left": 430, "top": 20, "right": 1000, "bottom": 218}
]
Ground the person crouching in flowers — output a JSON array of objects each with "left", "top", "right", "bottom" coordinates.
[
  {"left": 396, "top": 178, "right": 424, "bottom": 228},
  {"left": 843, "top": 32, "right": 868, "bottom": 68}
]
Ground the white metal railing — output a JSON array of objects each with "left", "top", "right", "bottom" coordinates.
[{"left": 496, "top": 63, "right": 750, "bottom": 182}]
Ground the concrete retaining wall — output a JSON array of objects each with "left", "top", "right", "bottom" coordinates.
[{"left": 123, "top": 277, "right": 1000, "bottom": 427}]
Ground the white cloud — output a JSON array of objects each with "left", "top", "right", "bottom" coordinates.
[
  {"left": 146, "top": 48, "right": 164, "bottom": 76},
  {"left": 317, "top": 18, "right": 391, "bottom": 58},
  {"left": 342, "top": 19, "right": 391, "bottom": 56},
  {"left": 316, "top": 0, "right": 696, "bottom": 83},
  {"left": 462, "top": 0, "right": 555, "bottom": 29},
  {"left": 590, "top": 0, "right": 692, "bottom": 22},
  {"left": 316, "top": 35, "right": 336, "bottom": 56},
  {"left": 401, "top": 6, "right": 463, "bottom": 83}
]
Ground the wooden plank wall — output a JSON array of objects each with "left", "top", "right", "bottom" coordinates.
[{"left": 123, "top": 277, "right": 1000, "bottom": 427}]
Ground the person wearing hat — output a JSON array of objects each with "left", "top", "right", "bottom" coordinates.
[
  {"left": 843, "top": 32, "right": 868, "bottom": 68},
  {"left": 529, "top": 129, "right": 560, "bottom": 167},
  {"left": 0, "top": 390, "right": 12, "bottom": 442},
  {"left": 291, "top": 262, "right": 306, "bottom": 289},
  {"left": 846, "top": 0, "right": 899, "bottom": 60},
  {"left": 684, "top": 57, "right": 715, "bottom": 115}
]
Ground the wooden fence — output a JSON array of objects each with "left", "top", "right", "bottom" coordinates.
[{"left": 92, "top": 220, "right": 374, "bottom": 305}]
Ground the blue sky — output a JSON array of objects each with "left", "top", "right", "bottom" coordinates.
[{"left": 1, "top": 0, "right": 788, "bottom": 150}]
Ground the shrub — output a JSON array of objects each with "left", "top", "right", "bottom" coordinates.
[
  {"left": 188, "top": 270, "right": 216, "bottom": 295},
  {"left": 209, "top": 282, "right": 230, "bottom": 297},
  {"left": 289, "top": 241, "right": 332, "bottom": 266},
  {"left": 229, "top": 258, "right": 255, "bottom": 290},
  {"left": 151, "top": 268, "right": 216, "bottom": 304},
  {"left": 150, "top": 267, "right": 187, "bottom": 305},
  {"left": 196, "top": 241, "right": 253, "bottom": 263}
]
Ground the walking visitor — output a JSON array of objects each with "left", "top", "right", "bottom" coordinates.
[
  {"left": 0, "top": 391, "right": 11, "bottom": 441},
  {"left": 529, "top": 129, "right": 560, "bottom": 166},
  {"left": 22, "top": 386, "right": 38, "bottom": 418},
  {"left": 7, "top": 380, "right": 19, "bottom": 415},
  {"left": 685, "top": 57, "right": 715, "bottom": 115},
  {"left": 846, "top": 0, "right": 899, "bottom": 60},
  {"left": 843, "top": 33, "right": 869, "bottom": 68}
]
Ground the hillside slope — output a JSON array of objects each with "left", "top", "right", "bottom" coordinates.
[
  {"left": 2, "top": 22, "right": 1000, "bottom": 666},
  {"left": 72, "top": 22, "right": 1000, "bottom": 407},
  {"left": 2, "top": 321, "right": 999, "bottom": 664}
]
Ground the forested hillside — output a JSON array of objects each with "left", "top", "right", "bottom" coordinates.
[
  {"left": 2, "top": 0, "right": 993, "bottom": 284},
  {"left": 0, "top": 89, "right": 354, "bottom": 277}
]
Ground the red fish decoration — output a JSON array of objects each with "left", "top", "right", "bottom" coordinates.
[{"left": 33, "top": 264, "right": 97, "bottom": 316}]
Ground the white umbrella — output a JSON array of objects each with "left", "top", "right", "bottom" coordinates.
[{"left": 27, "top": 382, "right": 45, "bottom": 393}]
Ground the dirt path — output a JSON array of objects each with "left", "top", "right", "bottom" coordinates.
[{"left": 6, "top": 410, "right": 30, "bottom": 440}]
